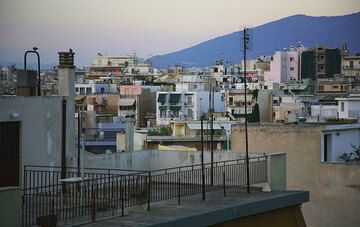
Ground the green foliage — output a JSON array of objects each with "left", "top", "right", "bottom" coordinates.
[
  {"left": 148, "top": 127, "right": 172, "bottom": 136},
  {"left": 339, "top": 153, "right": 353, "bottom": 162},
  {"left": 252, "top": 89, "right": 259, "bottom": 102},
  {"left": 339, "top": 143, "right": 360, "bottom": 164},
  {"left": 248, "top": 103, "right": 260, "bottom": 123}
]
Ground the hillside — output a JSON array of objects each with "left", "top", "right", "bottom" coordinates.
[{"left": 149, "top": 13, "right": 360, "bottom": 68}]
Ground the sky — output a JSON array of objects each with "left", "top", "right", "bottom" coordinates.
[{"left": 1, "top": 0, "right": 360, "bottom": 67}]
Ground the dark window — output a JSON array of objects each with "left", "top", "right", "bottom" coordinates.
[
  {"left": 214, "top": 67, "right": 218, "bottom": 73},
  {"left": 290, "top": 67, "right": 294, "bottom": 71},
  {"left": 229, "top": 97, "right": 233, "bottom": 105}
]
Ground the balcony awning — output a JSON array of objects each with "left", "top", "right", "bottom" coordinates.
[
  {"left": 159, "top": 106, "right": 167, "bottom": 110},
  {"left": 157, "top": 94, "right": 166, "bottom": 102},
  {"left": 119, "top": 98, "right": 135, "bottom": 106},
  {"left": 169, "top": 94, "right": 181, "bottom": 103},
  {"left": 169, "top": 105, "right": 181, "bottom": 111}
]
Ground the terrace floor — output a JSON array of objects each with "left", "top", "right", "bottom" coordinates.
[{"left": 84, "top": 187, "right": 309, "bottom": 227}]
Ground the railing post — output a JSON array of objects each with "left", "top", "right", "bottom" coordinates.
[
  {"left": 91, "top": 185, "right": 96, "bottom": 222},
  {"left": 147, "top": 172, "right": 151, "bottom": 211},
  {"left": 178, "top": 177, "right": 181, "bottom": 205},
  {"left": 223, "top": 171, "right": 226, "bottom": 197},
  {"left": 121, "top": 184, "right": 124, "bottom": 217}
]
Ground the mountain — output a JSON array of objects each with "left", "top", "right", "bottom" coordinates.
[{"left": 149, "top": 13, "right": 360, "bottom": 68}]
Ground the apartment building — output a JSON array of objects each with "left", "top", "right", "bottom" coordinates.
[
  {"left": 156, "top": 91, "right": 223, "bottom": 125},
  {"left": 301, "top": 45, "right": 341, "bottom": 81}
]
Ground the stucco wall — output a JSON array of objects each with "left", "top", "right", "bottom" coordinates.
[
  {"left": 231, "top": 123, "right": 360, "bottom": 227},
  {"left": 0, "top": 96, "right": 75, "bottom": 186}
]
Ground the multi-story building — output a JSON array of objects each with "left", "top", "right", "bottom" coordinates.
[
  {"left": 75, "top": 80, "right": 111, "bottom": 95},
  {"left": 336, "top": 94, "right": 360, "bottom": 119},
  {"left": 264, "top": 45, "right": 306, "bottom": 83},
  {"left": 224, "top": 89, "right": 254, "bottom": 119},
  {"left": 301, "top": 45, "right": 341, "bottom": 81},
  {"left": 342, "top": 54, "right": 360, "bottom": 77},
  {"left": 90, "top": 55, "right": 153, "bottom": 76},
  {"left": 156, "top": 91, "right": 223, "bottom": 125},
  {"left": 211, "top": 60, "right": 237, "bottom": 87}
]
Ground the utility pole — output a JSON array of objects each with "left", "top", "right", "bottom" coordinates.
[
  {"left": 243, "top": 27, "right": 251, "bottom": 194},
  {"left": 201, "top": 115, "right": 205, "bottom": 200},
  {"left": 209, "top": 83, "right": 214, "bottom": 185}
]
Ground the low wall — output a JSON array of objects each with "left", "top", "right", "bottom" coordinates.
[
  {"left": 67, "top": 150, "right": 266, "bottom": 171},
  {"left": 0, "top": 187, "right": 21, "bottom": 227}
]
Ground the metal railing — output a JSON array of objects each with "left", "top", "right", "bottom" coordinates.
[{"left": 22, "top": 156, "right": 267, "bottom": 226}]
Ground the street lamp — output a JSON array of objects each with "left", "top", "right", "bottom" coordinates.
[{"left": 24, "top": 47, "right": 41, "bottom": 96}]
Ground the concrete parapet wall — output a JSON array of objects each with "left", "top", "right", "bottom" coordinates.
[{"left": 0, "top": 187, "right": 21, "bottom": 227}]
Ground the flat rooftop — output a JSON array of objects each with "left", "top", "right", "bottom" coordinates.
[{"left": 85, "top": 188, "right": 308, "bottom": 227}]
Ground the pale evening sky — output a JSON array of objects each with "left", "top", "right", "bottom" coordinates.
[{"left": 0, "top": 0, "right": 360, "bottom": 66}]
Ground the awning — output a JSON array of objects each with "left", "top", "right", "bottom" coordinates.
[
  {"left": 169, "top": 106, "right": 181, "bottom": 111},
  {"left": 75, "top": 95, "right": 86, "bottom": 101},
  {"left": 169, "top": 94, "right": 181, "bottom": 103},
  {"left": 157, "top": 94, "right": 166, "bottom": 102},
  {"left": 159, "top": 106, "right": 167, "bottom": 110},
  {"left": 119, "top": 98, "right": 135, "bottom": 106},
  {"left": 187, "top": 123, "right": 223, "bottom": 130}
]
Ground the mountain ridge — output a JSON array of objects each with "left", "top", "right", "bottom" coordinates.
[{"left": 149, "top": 12, "right": 360, "bottom": 68}]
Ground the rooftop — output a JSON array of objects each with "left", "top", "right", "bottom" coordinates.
[{"left": 85, "top": 188, "right": 308, "bottom": 227}]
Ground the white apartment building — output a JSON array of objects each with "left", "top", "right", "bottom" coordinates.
[
  {"left": 264, "top": 45, "right": 306, "bottom": 83},
  {"left": 156, "top": 91, "right": 224, "bottom": 125},
  {"left": 90, "top": 55, "right": 153, "bottom": 76},
  {"left": 341, "top": 55, "right": 360, "bottom": 77},
  {"left": 175, "top": 75, "right": 205, "bottom": 92},
  {"left": 336, "top": 94, "right": 360, "bottom": 119},
  {"left": 75, "top": 80, "right": 110, "bottom": 95}
]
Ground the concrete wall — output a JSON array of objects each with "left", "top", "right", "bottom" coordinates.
[
  {"left": 0, "top": 187, "right": 21, "bottom": 227},
  {"left": 67, "top": 150, "right": 261, "bottom": 172},
  {"left": 0, "top": 96, "right": 75, "bottom": 186},
  {"left": 268, "top": 153, "right": 286, "bottom": 190},
  {"left": 231, "top": 123, "right": 360, "bottom": 227}
]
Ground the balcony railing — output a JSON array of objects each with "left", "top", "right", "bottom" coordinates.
[{"left": 22, "top": 156, "right": 267, "bottom": 226}]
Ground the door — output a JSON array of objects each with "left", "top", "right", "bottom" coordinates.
[{"left": 0, "top": 122, "right": 20, "bottom": 187}]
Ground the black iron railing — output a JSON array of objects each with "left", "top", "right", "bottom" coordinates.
[{"left": 22, "top": 156, "right": 267, "bottom": 226}]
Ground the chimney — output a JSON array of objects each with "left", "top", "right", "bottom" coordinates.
[
  {"left": 124, "top": 114, "right": 135, "bottom": 152},
  {"left": 58, "top": 49, "right": 75, "bottom": 98}
]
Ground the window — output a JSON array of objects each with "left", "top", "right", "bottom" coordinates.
[
  {"left": 100, "top": 87, "right": 105, "bottom": 94},
  {"left": 341, "top": 102, "right": 344, "bottom": 112},
  {"left": 318, "top": 65, "right": 324, "bottom": 70},
  {"left": 229, "top": 97, "right": 233, "bottom": 105},
  {"left": 223, "top": 78, "right": 228, "bottom": 82},
  {"left": 75, "top": 87, "right": 79, "bottom": 92},
  {"left": 290, "top": 67, "right": 294, "bottom": 71},
  {"left": 187, "top": 96, "right": 192, "bottom": 105},
  {"left": 332, "top": 85, "right": 339, "bottom": 89},
  {"left": 214, "top": 67, "right": 218, "bottom": 73},
  {"left": 86, "top": 87, "right": 92, "bottom": 94},
  {"left": 264, "top": 86, "right": 268, "bottom": 89},
  {"left": 187, "top": 109, "right": 193, "bottom": 118},
  {"left": 80, "top": 87, "right": 85, "bottom": 95},
  {"left": 289, "top": 57, "right": 294, "bottom": 61}
]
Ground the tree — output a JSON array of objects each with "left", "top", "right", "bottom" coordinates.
[{"left": 248, "top": 103, "right": 260, "bottom": 122}]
